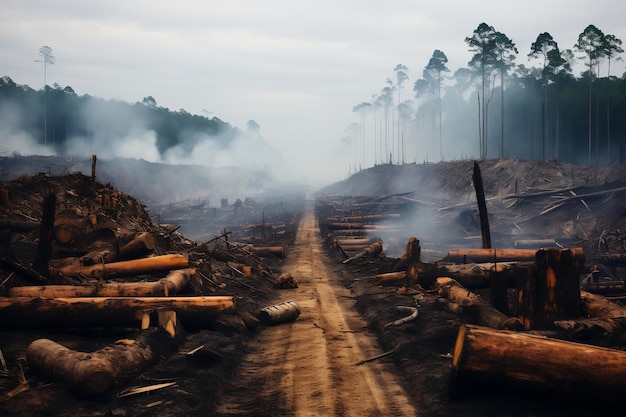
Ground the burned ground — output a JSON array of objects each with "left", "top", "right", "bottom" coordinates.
[{"left": 0, "top": 156, "right": 625, "bottom": 416}]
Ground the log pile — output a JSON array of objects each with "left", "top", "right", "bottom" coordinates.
[{"left": 0, "top": 171, "right": 300, "bottom": 398}]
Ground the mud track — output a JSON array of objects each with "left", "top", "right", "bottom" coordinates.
[{"left": 216, "top": 201, "right": 417, "bottom": 416}]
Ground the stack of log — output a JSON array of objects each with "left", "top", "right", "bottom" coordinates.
[{"left": 0, "top": 172, "right": 299, "bottom": 397}]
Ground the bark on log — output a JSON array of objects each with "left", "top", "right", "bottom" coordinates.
[
  {"left": 518, "top": 248, "right": 582, "bottom": 330},
  {"left": 580, "top": 290, "right": 626, "bottom": 318},
  {"left": 55, "top": 253, "right": 189, "bottom": 279},
  {"left": 26, "top": 328, "right": 175, "bottom": 396},
  {"left": 443, "top": 247, "right": 584, "bottom": 264},
  {"left": 408, "top": 261, "right": 528, "bottom": 289},
  {"left": 259, "top": 300, "right": 300, "bottom": 325},
  {"left": 0, "top": 295, "right": 235, "bottom": 328},
  {"left": 450, "top": 324, "right": 626, "bottom": 402},
  {"left": 553, "top": 316, "right": 626, "bottom": 336},
  {"left": 435, "top": 277, "right": 523, "bottom": 330},
  {"left": 250, "top": 246, "right": 284, "bottom": 258},
  {"left": 118, "top": 232, "right": 156, "bottom": 260},
  {"left": 9, "top": 268, "right": 193, "bottom": 298}
]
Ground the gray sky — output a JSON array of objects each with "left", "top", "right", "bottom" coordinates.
[{"left": 2, "top": 0, "right": 625, "bottom": 185}]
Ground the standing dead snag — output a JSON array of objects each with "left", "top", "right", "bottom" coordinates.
[
  {"left": 26, "top": 328, "right": 175, "bottom": 396},
  {"left": 472, "top": 161, "right": 491, "bottom": 249},
  {"left": 450, "top": 324, "right": 626, "bottom": 402},
  {"left": 33, "top": 191, "right": 56, "bottom": 278}
]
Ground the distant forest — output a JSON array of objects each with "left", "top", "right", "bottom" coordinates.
[
  {"left": 0, "top": 75, "right": 238, "bottom": 156},
  {"left": 353, "top": 23, "right": 626, "bottom": 166}
]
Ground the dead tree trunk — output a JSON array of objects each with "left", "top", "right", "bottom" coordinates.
[
  {"left": 472, "top": 161, "right": 491, "bottom": 249},
  {"left": 518, "top": 248, "right": 583, "bottom": 329},
  {"left": 450, "top": 324, "right": 626, "bottom": 402},
  {"left": 26, "top": 328, "right": 175, "bottom": 396}
]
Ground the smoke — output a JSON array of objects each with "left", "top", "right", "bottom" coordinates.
[{"left": 0, "top": 101, "right": 55, "bottom": 156}]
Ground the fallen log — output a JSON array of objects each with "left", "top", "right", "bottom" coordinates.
[
  {"left": 0, "top": 295, "right": 235, "bottom": 328},
  {"left": 580, "top": 290, "right": 626, "bottom": 318},
  {"left": 250, "top": 246, "right": 284, "bottom": 258},
  {"left": 9, "top": 268, "right": 193, "bottom": 298},
  {"left": 118, "top": 232, "right": 156, "bottom": 260},
  {"left": 553, "top": 316, "right": 626, "bottom": 336},
  {"left": 26, "top": 328, "right": 175, "bottom": 396},
  {"left": 514, "top": 238, "right": 558, "bottom": 249},
  {"left": 450, "top": 324, "right": 626, "bottom": 402},
  {"left": 55, "top": 253, "right": 189, "bottom": 279},
  {"left": 407, "top": 261, "right": 529, "bottom": 289},
  {"left": 0, "top": 218, "right": 40, "bottom": 232},
  {"left": 443, "top": 247, "right": 584, "bottom": 264},
  {"left": 343, "top": 240, "right": 383, "bottom": 264},
  {"left": 435, "top": 277, "right": 523, "bottom": 330},
  {"left": 259, "top": 300, "right": 300, "bottom": 325}
]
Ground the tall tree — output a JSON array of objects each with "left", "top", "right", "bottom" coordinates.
[
  {"left": 493, "top": 31, "right": 518, "bottom": 157},
  {"left": 424, "top": 50, "right": 450, "bottom": 160},
  {"left": 602, "top": 33, "right": 624, "bottom": 162},
  {"left": 574, "top": 24, "right": 606, "bottom": 164},
  {"left": 466, "top": 23, "right": 499, "bottom": 159},
  {"left": 352, "top": 102, "right": 373, "bottom": 166},
  {"left": 529, "top": 32, "right": 560, "bottom": 159},
  {"left": 394, "top": 64, "right": 409, "bottom": 163}
]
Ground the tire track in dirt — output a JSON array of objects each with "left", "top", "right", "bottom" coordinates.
[{"left": 216, "top": 201, "right": 418, "bottom": 416}]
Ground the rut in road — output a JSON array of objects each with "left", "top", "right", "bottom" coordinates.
[{"left": 216, "top": 201, "right": 418, "bottom": 416}]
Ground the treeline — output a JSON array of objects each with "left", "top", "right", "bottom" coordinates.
[
  {"left": 0, "top": 76, "right": 238, "bottom": 155},
  {"left": 355, "top": 23, "right": 626, "bottom": 166}
]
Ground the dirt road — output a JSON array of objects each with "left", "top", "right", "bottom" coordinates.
[{"left": 216, "top": 201, "right": 418, "bottom": 416}]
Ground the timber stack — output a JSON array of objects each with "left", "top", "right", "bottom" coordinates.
[{"left": 0, "top": 172, "right": 301, "bottom": 397}]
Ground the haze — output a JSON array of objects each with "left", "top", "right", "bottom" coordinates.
[{"left": 1, "top": 0, "right": 625, "bottom": 186}]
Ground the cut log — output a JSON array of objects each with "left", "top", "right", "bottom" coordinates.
[
  {"left": 435, "top": 277, "right": 523, "bottom": 330},
  {"left": 407, "top": 261, "right": 529, "bottom": 289},
  {"left": 514, "top": 238, "right": 558, "bottom": 249},
  {"left": 443, "top": 247, "right": 584, "bottom": 264},
  {"left": 118, "top": 232, "right": 156, "bottom": 260},
  {"left": 55, "top": 253, "right": 189, "bottom": 279},
  {"left": 343, "top": 240, "right": 383, "bottom": 264},
  {"left": 450, "top": 324, "right": 626, "bottom": 402},
  {"left": 518, "top": 248, "right": 582, "bottom": 330},
  {"left": 250, "top": 246, "right": 284, "bottom": 258},
  {"left": 9, "top": 268, "right": 193, "bottom": 298},
  {"left": 26, "top": 328, "right": 175, "bottom": 396},
  {"left": 0, "top": 295, "right": 235, "bottom": 328},
  {"left": 553, "top": 316, "right": 626, "bottom": 337},
  {"left": 372, "top": 271, "right": 407, "bottom": 284},
  {"left": 259, "top": 300, "right": 300, "bottom": 325},
  {"left": 580, "top": 290, "right": 626, "bottom": 318}
]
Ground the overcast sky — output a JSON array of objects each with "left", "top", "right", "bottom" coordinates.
[{"left": 2, "top": 0, "right": 625, "bottom": 185}]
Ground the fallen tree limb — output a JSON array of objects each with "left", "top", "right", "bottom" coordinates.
[{"left": 382, "top": 306, "right": 418, "bottom": 329}]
